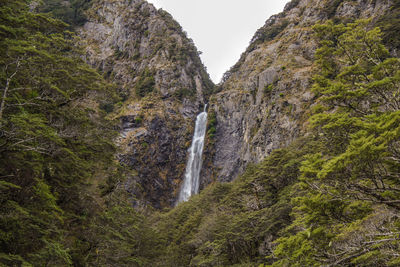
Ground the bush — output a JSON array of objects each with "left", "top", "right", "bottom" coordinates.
[
  {"left": 135, "top": 69, "right": 155, "bottom": 98},
  {"left": 264, "top": 84, "right": 274, "bottom": 95},
  {"left": 173, "top": 87, "right": 194, "bottom": 100},
  {"left": 207, "top": 111, "right": 217, "bottom": 140},
  {"left": 39, "top": 0, "right": 92, "bottom": 27},
  {"left": 100, "top": 102, "right": 114, "bottom": 113},
  {"left": 135, "top": 115, "right": 143, "bottom": 125}
]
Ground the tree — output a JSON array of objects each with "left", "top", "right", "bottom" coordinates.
[
  {"left": 269, "top": 20, "right": 400, "bottom": 266},
  {"left": 38, "top": 0, "right": 93, "bottom": 27},
  {"left": 0, "top": 0, "right": 118, "bottom": 265}
]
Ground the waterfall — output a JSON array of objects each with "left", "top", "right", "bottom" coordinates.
[{"left": 177, "top": 105, "right": 208, "bottom": 203}]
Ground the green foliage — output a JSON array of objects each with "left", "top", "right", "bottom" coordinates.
[
  {"left": 252, "top": 19, "right": 290, "bottom": 49},
  {"left": 150, "top": 139, "right": 314, "bottom": 266},
  {"left": 135, "top": 114, "right": 143, "bottom": 125},
  {"left": 2, "top": 2, "right": 400, "bottom": 267},
  {"left": 39, "top": 0, "right": 93, "bottom": 27},
  {"left": 87, "top": 188, "right": 160, "bottom": 266},
  {"left": 100, "top": 102, "right": 114, "bottom": 113},
  {"left": 263, "top": 84, "right": 274, "bottom": 95},
  {"left": 173, "top": 87, "right": 195, "bottom": 100},
  {"left": 207, "top": 110, "right": 217, "bottom": 141},
  {"left": 141, "top": 142, "right": 149, "bottom": 148},
  {"left": 0, "top": 1, "right": 120, "bottom": 265},
  {"left": 322, "top": 0, "right": 343, "bottom": 18},
  {"left": 377, "top": 0, "right": 400, "bottom": 51},
  {"left": 269, "top": 19, "right": 400, "bottom": 266},
  {"left": 135, "top": 68, "right": 155, "bottom": 98}
]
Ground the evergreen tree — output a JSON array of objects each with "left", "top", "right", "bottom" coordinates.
[
  {"left": 0, "top": 0, "right": 119, "bottom": 265},
  {"left": 269, "top": 20, "right": 400, "bottom": 266},
  {"left": 38, "top": 0, "right": 93, "bottom": 27}
]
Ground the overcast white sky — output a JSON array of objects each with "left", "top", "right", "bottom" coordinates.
[{"left": 147, "top": 0, "right": 290, "bottom": 83}]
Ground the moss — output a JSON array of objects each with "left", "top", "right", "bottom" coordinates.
[{"left": 207, "top": 126, "right": 216, "bottom": 138}]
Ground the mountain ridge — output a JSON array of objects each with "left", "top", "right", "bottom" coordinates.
[
  {"left": 207, "top": 0, "right": 396, "bottom": 183},
  {"left": 1, "top": 0, "right": 400, "bottom": 265}
]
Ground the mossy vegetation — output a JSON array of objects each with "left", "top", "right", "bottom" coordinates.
[
  {"left": 266, "top": 19, "right": 400, "bottom": 266},
  {"left": 254, "top": 19, "right": 290, "bottom": 46},
  {"left": 148, "top": 138, "right": 314, "bottom": 266},
  {"left": 0, "top": 1, "right": 126, "bottom": 265},
  {"left": 377, "top": 0, "right": 400, "bottom": 51},
  {"left": 206, "top": 110, "right": 217, "bottom": 142},
  {"left": 143, "top": 19, "right": 400, "bottom": 267},
  {"left": 173, "top": 87, "right": 195, "bottom": 100},
  {"left": 223, "top": 19, "right": 289, "bottom": 82},
  {"left": 264, "top": 84, "right": 274, "bottom": 95},
  {"left": 135, "top": 68, "right": 156, "bottom": 98},
  {"left": 2, "top": 0, "right": 400, "bottom": 266},
  {"left": 322, "top": 0, "right": 343, "bottom": 18},
  {"left": 39, "top": 0, "right": 92, "bottom": 27}
]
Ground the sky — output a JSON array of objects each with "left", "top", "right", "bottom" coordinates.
[{"left": 147, "top": 0, "right": 290, "bottom": 83}]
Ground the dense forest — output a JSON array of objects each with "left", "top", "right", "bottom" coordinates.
[{"left": 1, "top": 0, "right": 399, "bottom": 266}]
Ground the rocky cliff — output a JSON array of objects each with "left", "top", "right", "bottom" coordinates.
[
  {"left": 77, "top": 0, "right": 398, "bottom": 206},
  {"left": 79, "top": 0, "right": 214, "bottom": 208},
  {"left": 208, "top": 0, "right": 395, "bottom": 182}
]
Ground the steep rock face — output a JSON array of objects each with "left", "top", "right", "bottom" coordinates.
[
  {"left": 79, "top": 0, "right": 213, "bottom": 208},
  {"left": 209, "top": 0, "right": 394, "bottom": 182}
]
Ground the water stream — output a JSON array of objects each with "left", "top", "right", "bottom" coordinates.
[{"left": 177, "top": 105, "right": 208, "bottom": 203}]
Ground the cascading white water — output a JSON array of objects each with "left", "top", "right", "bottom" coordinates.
[{"left": 177, "top": 105, "right": 208, "bottom": 203}]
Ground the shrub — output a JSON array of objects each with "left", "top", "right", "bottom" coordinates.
[
  {"left": 135, "top": 69, "right": 155, "bottom": 98},
  {"left": 173, "top": 87, "right": 195, "bottom": 100}
]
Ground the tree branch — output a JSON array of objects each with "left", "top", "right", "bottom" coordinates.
[{"left": 0, "top": 59, "right": 21, "bottom": 121}]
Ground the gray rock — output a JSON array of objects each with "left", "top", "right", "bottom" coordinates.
[{"left": 204, "top": 0, "right": 392, "bottom": 183}]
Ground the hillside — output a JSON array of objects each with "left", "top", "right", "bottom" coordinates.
[
  {"left": 207, "top": 0, "right": 396, "bottom": 182},
  {"left": 79, "top": 0, "right": 214, "bottom": 208},
  {"left": 149, "top": 0, "right": 400, "bottom": 265},
  {"left": 1, "top": 0, "right": 400, "bottom": 266}
]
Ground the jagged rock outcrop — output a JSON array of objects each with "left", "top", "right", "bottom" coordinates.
[
  {"left": 207, "top": 0, "right": 394, "bottom": 182},
  {"left": 79, "top": 0, "right": 213, "bottom": 208},
  {"left": 77, "top": 0, "right": 397, "bottom": 206}
]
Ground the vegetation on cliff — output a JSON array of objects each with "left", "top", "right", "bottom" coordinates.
[
  {"left": 39, "top": 0, "right": 92, "bottom": 27},
  {"left": 79, "top": 0, "right": 215, "bottom": 208},
  {"left": 139, "top": 19, "right": 400, "bottom": 267},
  {"left": 268, "top": 19, "right": 400, "bottom": 266},
  {"left": 0, "top": 0, "right": 152, "bottom": 265},
  {"left": 1, "top": 0, "right": 400, "bottom": 266}
]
